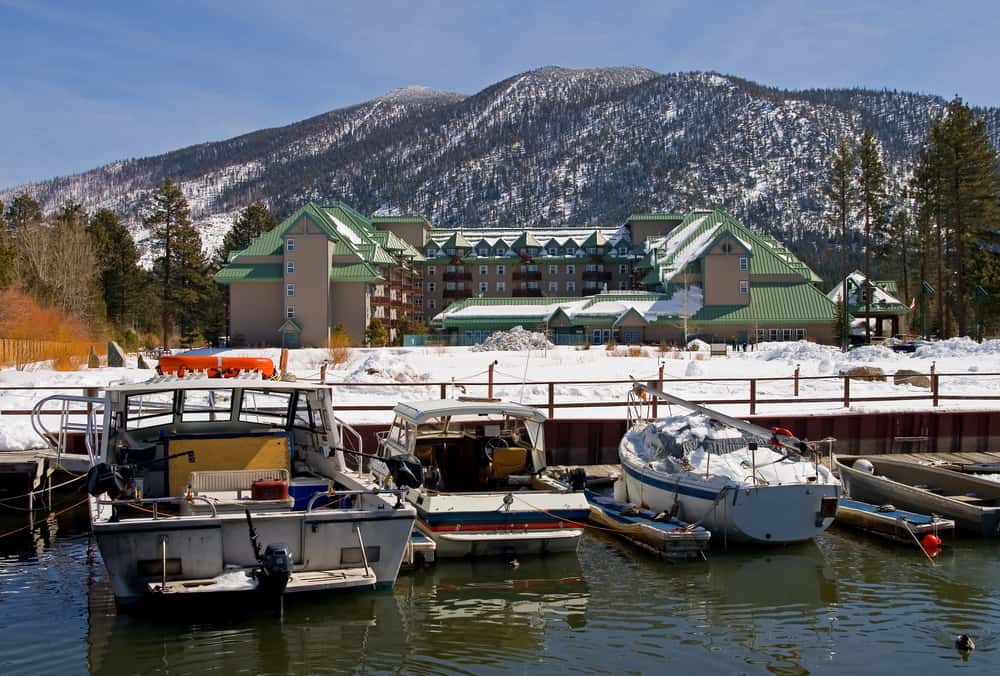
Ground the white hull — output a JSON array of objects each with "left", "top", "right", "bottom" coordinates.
[
  {"left": 621, "top": 460, "right": 838, "bottom": 544},
  {"left": 93, "top": 499, "right": 414, "bottom": 604}
]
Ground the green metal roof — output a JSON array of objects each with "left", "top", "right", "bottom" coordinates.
[
  {"left": 440, "top": 231, "right": 472, "bottom": 250},
  {"left": 510, "top": 231, "right": 542, "bottom": 249},
  {"left": 330, "top": 262, "right": 384, "bottom": 283},
  {"left": 214, "top": 263, "right": 283, "bottom": 284},
  {"left": 370, "top": 215, "right": 431, "bottom": 225},
  {"left": 579, "top": 231, "right": 607, "bottom": 248},
  {"left": 371, "top": 229, "right": 408, "bottom": 253},
  {"left": 688, "top": 282, "right": 837, "bottom": 324}
]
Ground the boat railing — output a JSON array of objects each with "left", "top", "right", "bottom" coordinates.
[
  {"left": 97, "top": 495, "right": 219, "bottom": 518},
  {"left": 305, "top": 488, "right": 404, "bottom": 513},
  {"left": 30, "top": 393, "right": 104, "bottom": 466},
  {"left": 338, "top": 419, "right": 366, "bottom": 473}
]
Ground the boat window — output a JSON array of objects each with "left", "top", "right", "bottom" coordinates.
[
  {"left": 387, "top": 419, "right": 413, "bottom": 448},
  {"left": 125, "top": 391, "right": 175, "bottom": 430},
  {"left": 292, "top": 393, "right": 321, "bottom": 431},
  {"left": 179, "top": 389, "right": 234, "bottom": 422},
  {"left": 239, "top": 389, "right": 293, "bottom": 426}
]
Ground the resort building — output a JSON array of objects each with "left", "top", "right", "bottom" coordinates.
[
  {"left": 827, "top": 271, "right": 910, "bottom": 339},
  {"left": 431, "top": 210, "right": 840, "bottom": 346},
  {"left": 214, "top": 203, "right": 426, "bottom": 347},
  {"left": 215, "top": 202, "right": 846, "bottom": 347}
]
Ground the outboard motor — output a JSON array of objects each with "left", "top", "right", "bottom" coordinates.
[
  {"left": 86, "top": 462, "right": 128, "bottom": 499},
  {"left": 385, "top": 453, "right": 424, "bottom": 489},
  {"left": 568, "top": 467, "right": 588, "bottom": 492},
  {"left": 245, "top": 510, "right": 293, "bottom": 618}
]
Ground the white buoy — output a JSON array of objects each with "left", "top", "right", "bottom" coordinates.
[{"left": 853, "top": 458, "right": 875, "bottom": 474}]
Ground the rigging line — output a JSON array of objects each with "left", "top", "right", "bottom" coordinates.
[
  {"left": 0, "top": 496, "right": 90, "bottom": 541},
  {"left": 0, "top": 472, "right": 87, "bottom": 505}
]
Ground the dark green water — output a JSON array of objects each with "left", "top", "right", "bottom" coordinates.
[{"left": 1, "top": 505, "right": 997, "bottom": 675}]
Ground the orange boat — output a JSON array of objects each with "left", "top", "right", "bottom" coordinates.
[{"left": 156, "top": 355, "right": 276, "bottom": 378}]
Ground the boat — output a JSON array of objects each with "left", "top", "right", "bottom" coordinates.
[
  {"left": 585, "top": 488, "right": 710, "bottom": 559},
  {"left": 835, "top": 454, "right": 1000, "bottom": 536},
  {"left": 835, "top": 498, "right": 955, "bottom": 543},
  {"left": 157, "top": 354, "right": 276, "bottom": 378},
  {"left": 375, "top": 398, "right": 591, "bottom": 558},
  {"left": 617, "top": 383, "right": 840, "bottom": 544},
  {"left": 34, "top": 374, "right": 416, "bottom": 608}
]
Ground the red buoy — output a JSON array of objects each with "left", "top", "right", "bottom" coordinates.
[{"left": 921, "top": 533, "right": 942, "bottom": 551}]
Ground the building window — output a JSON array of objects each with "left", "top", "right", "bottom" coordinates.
[
  {"left": 566, "top": 281, "right": 576, "bottom": 291},
  {"left": 445, "top": 282, "right": 456, "bottom": 290},
  {"left": 566, "top": 264, "right": 575, "bottom": 274},
  {"left": 414, "top": 298, "right": 422, "bottom": 306},
  {"left": 548, "top": 265, "right": 557, "bottom": 275},
  {"left": 496, "top": 281, "right": 506, "bottom": 292},
  {"left": 527, "top": 281, "right": 540, "bottom": 289},
  {"left": 286, "top": 238, "right": 295, "bottom": 252},
  {"left": 739, "top": 256, "right": 749, "bottom": 271},
  {"left": 286, "top": 261, "right": 295, "bottom": 274},
  {"left": 428, "top": 282, "right": 436, "bottom": 292},
  {"left": 496, "top": 247, "right": 506, "bottom": 256},
  {"left": 721, "top": 242, "right": 733, "bottom": 254},
  {"left": 427, "top": 246, "right": 437, "bottom": 257},
  {"left": 478, "top": 247, "right": 489, "bottom": 257},
  {"left": 795, "top": 329, "right": 806, "bottom": 340},
  {"left": 479, "top": 282, "right": 488, "bottom": 293},
  {"left": 739, "top": 280, "right": 749, "bottom": 295},
  {"left": 566, "top": 246, "right": 576, "bottom": 255},
  {"left": 548, "top": 247, "right": 557, "bottom": 256},
  {"left": 446, "top": 265, "right": 455, "bottom": 273},
  {"left": 549, "top": 281, "right": 559, "bottom": 291},
  {"left": 287, "top": 283, "right": 295, "bottom": 297},
  {"left": 428, "top": 299, "right": 436, "bottom": 310},
  {"left": 286, "top": 305, "right": 295, "bottom": 318},
  {"left": 618, "top": 246, "right": 628, "bottom": 255},
  {"left": 618, "top": 264, "right": 627, "bottom": 274},
  {"left": 497, "top": 264, "right": 505, "bottom": 275},
  {"left": 427, "top": 266, "right": 436, "bottom": 276},
  {"left": 480, "top": 265, "right": 488, "bottom": 276}
]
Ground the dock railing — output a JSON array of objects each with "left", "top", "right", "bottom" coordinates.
[{"left": 6, "top": 365, "right": 998, "bottom": 423}]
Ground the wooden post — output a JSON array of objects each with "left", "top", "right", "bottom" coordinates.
[
  {"left": 279, "top": 348, "right": 289, "bottom": 375},
  {"left": 488, "top": 360, "right": 497, "bottom": 399},
  {"left": 440, "top": 383, "right": 447, "bottom": 400},
  {"left": 548, "top": 382, "right": 555, "bottom": 419},
  {"left": 794, "top": 364, "right": 800, "bottom": 397},
  {"left": 749, "top": 379, "right": 756, "bottom": 415},
  {"left": 320, "top": 362, "right": 327, "bottom": 385},
  {"left": 653, "top": 363, "right": 664, "bottom": 418},
  {"left": 843, "top": 375, "right": 850, "bottom": 409},
  {"left": 931, "top": 361, "right": 939, "bottom": 407}
]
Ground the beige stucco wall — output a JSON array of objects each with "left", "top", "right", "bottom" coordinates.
[
  {"left": 230, "top": 282, "right": 283, "bottom": 346},
  {"left": 330, "top": 282, "right": 369, "bottom": 345},
  {"left": 703, "top": 237, "right": 750, "bottom": 306},
  {"left": 284, "top": 218, "right": 332, "bottom": 347},
  {"left": 629, "top": 219, "right": 682, "bottom": 248},
  {"left": 378, "top": 222, "right": 428, "bottom": 249}
]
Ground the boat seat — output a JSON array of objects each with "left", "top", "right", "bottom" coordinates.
[
  {"left": 491, "top": 447, "right": 529, "bottom": 479},
  {"left": 181, "top": 468, "right": 294, "bottom": 514}
]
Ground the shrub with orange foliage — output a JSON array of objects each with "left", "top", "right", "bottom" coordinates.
[{"left": 0, "top": 289, "right": 104, "bottom": 370}]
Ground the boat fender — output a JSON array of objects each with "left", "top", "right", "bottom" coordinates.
[
  {"left": 567, "top": 467, "right": 587, "bottom": 492},
  {"left": 853, "top": 458, "right": 875, "bottom": 474},
  {"left": 876, "top": 503, "right": 896, "bottom": 512}
]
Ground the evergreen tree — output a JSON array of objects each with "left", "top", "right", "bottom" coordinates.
[
  {"left": 832, "top": 299, "right": 848, "bottom": 346},
  {"left": 827, "top": 136, "right": 855, "bottom": 350},
  {"left": 4, "top": 193, "right": 42, "bottom": 233},
  {"left": 857, "top": 131, "right": 885, "bottom": 344},
  {"left": 88, "top": 209, "right": 143, "bottom": 326},
  {"left": 146, "top": 179, "right": 210, "bottom": 346},
  {"left": 215, "top": 201, "right": 276, "bottom": 269},
  {"left": 0, "top": 199, "right": 13, "bottom": 289},
  {"left": 365, "top": 317, "right": 388, "bottom": 347}
]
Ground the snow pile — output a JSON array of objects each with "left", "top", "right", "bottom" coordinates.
[
  {"left": 346, "top": 351, "right": 431, "bottom": 383},
  {"left": 752, "top": 341, "right": 840, "bottom": 363},
  {"left": 471, "top": 326, "right": 554, "bottom": 352},
  {"left": 686, "top": 338, "right": 711, "bottom": 353},
  {"left": 0, "top": 418, "right": 46, "bottom": 451},
  {"left": 684, "top": 360, "right": 705, "bottom": 377},
  {"left": 843, "top": 345, "right": 900, "bottom": 363},
  {"left": 914, "top": 337, "right": 1000, "bottom": 359}
]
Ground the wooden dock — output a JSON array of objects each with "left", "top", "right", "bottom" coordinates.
[{"left": 0, "top": 451, "right": 91, "bottom": 510}]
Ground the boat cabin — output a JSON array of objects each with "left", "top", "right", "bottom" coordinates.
[
  {"left": 378, "top": 399, "right": 547, "bottom": 492},
  {"left": 99, "top": 377, "right": 350, "bottom": 514}
]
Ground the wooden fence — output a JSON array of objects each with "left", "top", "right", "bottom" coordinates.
[{"left": 0, "top": 338, "right": 104, "bottom": 370}]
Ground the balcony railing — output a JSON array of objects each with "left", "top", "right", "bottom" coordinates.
[
  {"left": 443, "top": 272, "right": 472, "bottom": 282},
  {"left": 371, "top": 294, "right": 390, "bottom": 306},
  {"left": 512, "top": 271, "right": 542, "bottom": 281}
]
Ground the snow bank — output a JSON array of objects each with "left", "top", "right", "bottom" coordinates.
[
  {"left": 471, "top": 326, "right": 554, "bottom": 352},
  {"left": 346, "top": 351, "right": 432, "bottom": 383},
  {"left": 0, "top": 417, "right": 46, "bottom": 451},
  {"left": 914, "top": 337, "right": 1000, "bottom": 359}
]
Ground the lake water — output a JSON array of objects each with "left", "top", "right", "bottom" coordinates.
[{"left": 1, "top": 503, "right": 997, "bottom": 675}]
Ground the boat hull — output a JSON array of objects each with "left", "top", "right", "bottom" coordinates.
[
  {"left": 620, "top": 460, "right": 838, "bottom": 544},
  {"left": 836, "top": 455, "right": 1000, "bottom": 536},
  {"left": 92, "top": 500, "right": 415, "bottom": 605},
  {"left": 835, "top": 498, "right": 955, "bottom": 543},
  {"left": 410, "top": 489, "right": 589, "bottom": 558}
]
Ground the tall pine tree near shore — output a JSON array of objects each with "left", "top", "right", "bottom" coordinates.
[
  {"left": 146, "top": 179, "right": 211, "bottom": 346},
  {"left": 827, "top": 136, "right": 855, "bottom": 350},
  {"left": 858, "top": 131, "right": 886, "bottom": 344},
  {"left": 88, "top": 209, "right": 144, "bottom": 326},
  {"left": 0, "top": 199, "right": 12, "bottom": 289},
  {"left": 215, "top": 201, "right": 276, "bottom": 269}
]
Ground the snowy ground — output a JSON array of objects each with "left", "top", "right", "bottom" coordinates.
[{"left": 2, "top": 338, "right": 1000, "bottom": 450}]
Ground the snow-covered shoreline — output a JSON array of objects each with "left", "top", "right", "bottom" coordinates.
[{"left": 2, "top": 338, "right": 1000, "bottom": 451}]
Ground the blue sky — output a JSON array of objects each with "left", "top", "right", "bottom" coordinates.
[{"left": 1, "top": 0, "right": 997, "bottom": 187}]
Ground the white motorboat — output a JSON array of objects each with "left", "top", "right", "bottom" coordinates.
[
  {"left": 618, "top": 383, "right": 840, "bottom": 544},
  {"left": 376, "top": 398, "right": 591, "bottom": 557},
  {"left": 35, "top": 374, "right": 415, "bottom": 608}
]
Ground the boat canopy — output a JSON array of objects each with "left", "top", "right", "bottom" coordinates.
[{"left": 391, "top": 399, "right": 547, "bottom": 424}]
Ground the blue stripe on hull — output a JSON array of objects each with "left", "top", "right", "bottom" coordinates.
[{"left": 621, "top": 461, "right": 723, "bottom": 501}]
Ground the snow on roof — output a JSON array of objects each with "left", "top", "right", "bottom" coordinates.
[
  {"left": 827, "top": 271, "right": 905, "bottom": 307},
  {"left": 327, "top": 213, "right": 363, "bottom": 245}
]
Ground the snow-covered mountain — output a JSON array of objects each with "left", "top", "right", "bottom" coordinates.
[{"left": 3, "top": 66, "right": 998, "bottom": 279}]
